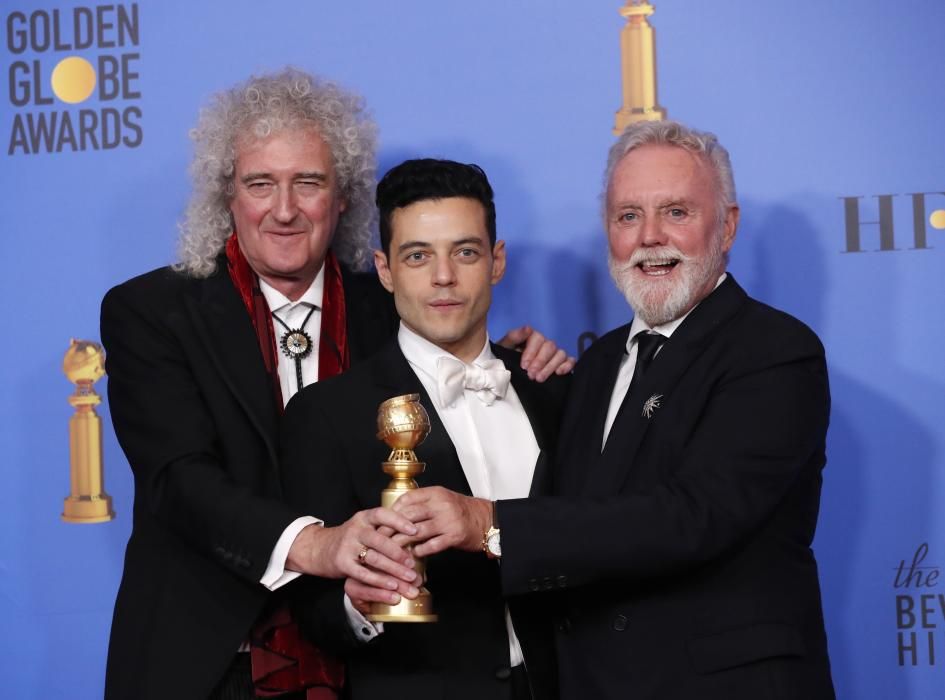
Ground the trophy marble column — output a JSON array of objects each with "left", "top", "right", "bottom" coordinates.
[{"left": 613, "top": 0, "right": 666, "bottom": 135}]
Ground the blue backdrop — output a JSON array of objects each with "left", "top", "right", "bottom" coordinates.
[{"left": 3, "top": 2, "right": 944, "bottom": 697}]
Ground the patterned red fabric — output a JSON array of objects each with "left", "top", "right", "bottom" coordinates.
[
  {"left": 317, "top": 249, "right": 350, "bottom": 381},
  {"left": 225, "top": 233, "right": 284, "bottom": 410},
  {"left": 225, "top": 232, "right": 347, "bottom": 698},
  {"left": 249, "top": 606, "right": 344, "bottom": 699}
]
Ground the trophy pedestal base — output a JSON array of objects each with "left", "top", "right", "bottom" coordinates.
[
  {"left": 613, "top": 107, "right": 666, "bottom": 134},
  {"left": 367, "top": 587, "right": 438, "bottom": 623},
  {"left": 62, "top": 494, "right": 114, "bottom": 523}
]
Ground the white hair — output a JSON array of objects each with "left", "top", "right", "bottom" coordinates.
[{"left": 175, "top": 68, "right": 378, "bottom": 277}]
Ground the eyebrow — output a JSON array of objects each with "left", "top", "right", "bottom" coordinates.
[
  {"left": 239, "top": 170, "right": 329, "bottom": 184},
  {"left": 612, "top": 197, "right": 699, "bottom": 213},
  {"left": 659, "top": 197, "right": 697, "bottom": 208},
  {"left": 396, "top": 236, "right": 486, "bottom": 254}
]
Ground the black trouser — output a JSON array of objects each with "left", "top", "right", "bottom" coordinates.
[
  {"left": 510, "top": 664, "right": 533, "bottom": 700},
  {"left": 211, "top": 653, "right": 532, "bottom": 700}
]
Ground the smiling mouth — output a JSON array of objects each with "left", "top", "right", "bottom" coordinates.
[
  {"left": 638, "top": 259, "right": 680, "bottom": 275},
  {"left": 263, "top": 228, "right": 307, "bottom": 237}
]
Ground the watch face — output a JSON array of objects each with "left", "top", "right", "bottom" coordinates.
[{"left": 487, "top": 533, "right": 501, "bottom": 557}]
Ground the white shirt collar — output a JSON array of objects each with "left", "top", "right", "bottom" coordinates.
[
  {"left": 258, "top": 265, "right": 325, "bottom": 314},
  {"left": 626, "top": 272, "right": 727, "bottom": 351},
  {"left": 397, "top": 322, "right": 496, "bottom": 381}
]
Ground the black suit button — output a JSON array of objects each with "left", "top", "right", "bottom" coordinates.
[
  {"left": 238, "top": 557, "right": 251, "bottom": 569},
  {"left": 612, "top": 614, "right": 628, "bottom": 632},
  {"left": 214, "top": 546, "right": 226, "bottom": 557},
  {"left": 556, "top": 616, "right": 571, "bottom": 633},
  {"left": 495, "top": 665, "right": 512, "bottom": 681},
  {"left": 542, "top": 577, "right": 553, "bottom": 591},
  {"left": 556, "top": 575, "right": 567, "bottom": 588},
  {"left": 528, "top": 578, "right": 540, "bottom": 592}
]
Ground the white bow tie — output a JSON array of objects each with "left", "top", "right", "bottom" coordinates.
[{"left": 436, "top": 356, "right": 511, "bottom": 407}]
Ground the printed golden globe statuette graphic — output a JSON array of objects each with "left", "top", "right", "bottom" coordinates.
[
  {"left": 613, "top": 0, "right": 666, "bottom": 135},
  {"left": 62, "top": 339, "right": 114, "bottom": 523},
  {"left": 368, "top": 394, "right": 438, "bottom": 622}
]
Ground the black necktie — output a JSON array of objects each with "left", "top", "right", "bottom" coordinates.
[
  {"left": 627, "top": 330, "right": 665, "bottom": 398},
  {"left": 603, "top": 330, "right": 666, "bottom": 450}
]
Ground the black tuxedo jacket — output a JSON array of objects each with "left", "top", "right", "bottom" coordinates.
[
  {"left": 280, "top": 338, "right": 568, "bottom": 700},
  {"left": 100, "top": 257, "right": 398, "bottom": 700},
  {"left": 497, "top": 276, "right": 835, "bottom": 700}
]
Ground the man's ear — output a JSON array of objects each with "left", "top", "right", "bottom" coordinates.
[
  {"left": 374, "top": 249, "right": 394, "bottom": 293},
  {"left": 491, "top": 240, "right": 507, "bottom": 285},
  {"left": 721, "top": 205, "right": 739, "bottom": 253}
]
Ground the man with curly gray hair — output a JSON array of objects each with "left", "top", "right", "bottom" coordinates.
[
  {"left": 101, "top": 68, "right": 424, "bottom": 700},
  {"left": 176, "top": 68, "right": 378, "bottom": 280},
  {"left": 101, "top": 68, "right": 572, "bottom": 700}
]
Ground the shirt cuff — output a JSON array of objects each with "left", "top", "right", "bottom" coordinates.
[
  {"left": 344, "top": 594, "right": 383, "bottom": 642},
  {"left": 260, "top": 515, "right": 323, "bottom": 590}
]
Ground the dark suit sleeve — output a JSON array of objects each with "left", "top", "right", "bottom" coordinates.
[
  {"left": 101, "top": 282, "right": 298, "bottom": 584},
  {"left": 497, "top": 332, "right": 829, "bottom": 595},
  {"left": 280, "top": 384, "right": 364, "bottom": 652}
]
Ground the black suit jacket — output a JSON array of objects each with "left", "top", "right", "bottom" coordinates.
[
  {"left": 496, "top": 276, "right": 835, "bottom": 700},
  {"left": 100, "top": 257, "right": 398, "bottom": 700},
  {"left": 280, "top": 339, "right": 568, "bottom": 700}
]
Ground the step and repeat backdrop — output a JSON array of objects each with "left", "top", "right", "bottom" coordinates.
[{"left": 2, "top": 1, "right": 944, "bottom": 697}]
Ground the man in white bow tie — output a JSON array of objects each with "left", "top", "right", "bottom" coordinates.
[{"left": 279, "top": 158, "right": 569, "bottom": 700}]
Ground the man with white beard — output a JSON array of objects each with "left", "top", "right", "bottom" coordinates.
[{"left": 363, "top": 120, "right": 836, "bottom": 699}]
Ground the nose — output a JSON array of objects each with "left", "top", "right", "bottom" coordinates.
[
  {"left": 272, "top": 185, "right": 298, "bottom": 223},
  {"left": 432, "top": 256, "right": 457, "bottom": 287},
  {"left": 640, "top": 214, "right": 667, "bottom": 247}
]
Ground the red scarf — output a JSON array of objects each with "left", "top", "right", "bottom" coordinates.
[{"left": 225, "top": 233, "right": 348, "bottom": 699}]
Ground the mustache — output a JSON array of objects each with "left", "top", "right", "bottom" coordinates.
[{"left": 609, "top": 246, "right": 691, "bottom": 273}]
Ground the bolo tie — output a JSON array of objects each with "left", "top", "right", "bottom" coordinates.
[{"left": 272, "top": 305, "right": 317, "bottom": 395}]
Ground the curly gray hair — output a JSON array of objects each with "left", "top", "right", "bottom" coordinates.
[
  {"left": 601, "top": 119, "right": 737, "bottom": 225},
  {"left": 175, "top": 68, "right": 378, "bottom": 277}
]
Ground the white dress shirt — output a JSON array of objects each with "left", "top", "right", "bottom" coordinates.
[
  {"left": 398, "top": 323, "right": 540, "bottom": 667},
  {"left": 260, "top": 271, "right": 324, "bottom": 405},
  {"left": 256, "top": 270, "right": 326, "bottom": 591},
  {"left": 602, "top": 273, "right": 727, "bottom": 446},
  {"left": 252, "top": 269, "right": 383, "bottom": 647}
]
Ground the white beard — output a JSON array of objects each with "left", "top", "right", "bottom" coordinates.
[{"left": 608, "top": 232, "right": 725, "bottom": 326}]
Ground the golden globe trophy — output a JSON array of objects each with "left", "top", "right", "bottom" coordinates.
[
  {"left": 613, "top": 0, "right": 666, "bottom": 135},
  {"left": 62, "top": 339, "right": 115, "bottom": 523},
  {"left": 368, "top": 393, "right": 438, "bottom": 622}
]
